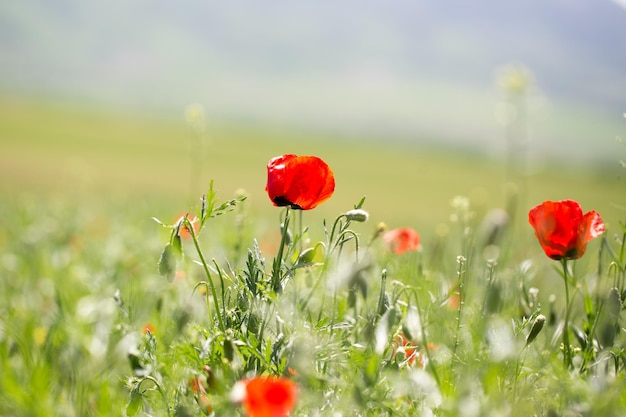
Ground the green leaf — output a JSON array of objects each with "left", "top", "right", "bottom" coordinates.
[{"left": 151, "top": 217, "right": 166, "bottom": 226}]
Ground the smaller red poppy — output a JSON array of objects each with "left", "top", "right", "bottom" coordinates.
[
  {"left": 393, "top": 334, "right": 419, "bottom": 366},
  {"left": 175, "top": 213, "right": 199, "bottom": 239},
  {"left": 383, "top": 227, "right": 421, "bottom": 255},
  {"left": 233, "top": 376, "right": 298, "bottom": 417},
  {"left": 528, "top": 200, "right": 605, "bottom": 260},
  {"left": 142, "top": 324, "right": 155, "bottom": 335},
  {"left": 266, "top": 154, "right": 335, "bottom": 210}
]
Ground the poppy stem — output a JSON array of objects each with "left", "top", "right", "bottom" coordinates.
[
  {"left": 271, "top": 208, "right": 291, "bottom": 293},
  {"left": 137, "top": 375, "right": 172, "bottom": 417},
  {"left": 186, "top": 217, "right": 225, "bottom": 334},
  {"left": 561, "top": 258, "right": 573, "bottom": 369},
  {"left": 327, "top": 214, "right": 345, "bottom": 256},
  {"left": 298, "top": 209, "right": 303, "bottom": 255},
  {"left": 452, "top": 255, "right": 466, "bottom": 358}
]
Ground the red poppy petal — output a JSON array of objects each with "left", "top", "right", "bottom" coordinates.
[
  {"left": 383, "top": 228, "right": 420, "bottom": 255},
  {"left": 266, "top": 154, "right": 334, "bottom": 210},
  {"left": 244, "top": 377, "right": 297, "bottom": 417},
  {"left": 529, "top": 200, "right": 602, "bottom": 260},
  {"left": 284, "top": 156, "right": 334, "bottom": 210},
  {"left": 266, "top": 154, "right": 298, "bottom": 207},
  {"left": 583, "top": 210, "right": 605, "bottom": 243}
]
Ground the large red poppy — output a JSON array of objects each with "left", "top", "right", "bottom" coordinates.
[
  {"left": 528, "top": 200, "right": 605, "bottom": 260},
  {"left": 239, "top": 376, "right": 298, "bottom": 417},
  {"left": 266, "top": 154, "right": 335, "bottom": 210},
  {"left": 383, "top": 227, "right": 421, "bottom": 255}
]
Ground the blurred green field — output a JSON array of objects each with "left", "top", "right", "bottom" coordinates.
[
  {"left": 1, "top": 94, "right": 624, "bottom": 246},
  {"left": 1, "top": 94, "right": 626, "bottom": 416}
]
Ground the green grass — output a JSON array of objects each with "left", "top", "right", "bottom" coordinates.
[{"left": 1, "top": 95, "right": 625, "bottom": 416}]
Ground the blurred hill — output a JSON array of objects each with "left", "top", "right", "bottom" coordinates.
[{"left": 1, "top": 0, "right": 625, "bottom": 164}]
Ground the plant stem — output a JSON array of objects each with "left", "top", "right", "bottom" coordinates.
[
  {"left": 187, "top": 217, "right": 225, "bottom": 333},
  {"left": 138, "top": 375, "right": 172, "bottom": 417},
  {"left": 411, "top": 289, "right": 442, "bottom": 390},
  {"left": 271, "top": 208, "right": 290, "bottom": 293},
  {"left": 453, "top": 256, "right": 466, "bottom": 357},
  {"left": 561, "top": 258, "right": 572, "bottom": 369}
]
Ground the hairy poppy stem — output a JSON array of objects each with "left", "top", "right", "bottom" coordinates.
[
  {"left": 561, "top": 258, "right": 573, "bottom": 369},
  {"left": 452, "top": 255, "right": 466, "bottom": 358},
  {"left": 186, "top": 217, "right": 225, "bottom": 333},
  {"left": 137, "top": 375, "right": 172, "bottom": 417},
  {"left": 271, "top": 208, "right": 290, "bottom": 293}
]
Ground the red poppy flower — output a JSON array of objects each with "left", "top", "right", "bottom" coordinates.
[
  {"left": 142, "top": 324, "right": 155, "bottom": 335},
  {"left": 266, "top": 154, "right": 335, "bottom": 210},
  {"left": 383, "top": 227, "right": 421, "bottom": 255},
  {"left": 393, "top": 334, "right": 419, "bottom": 366},
  {"left": 175, "top": 212, "right": 199, "bottom": 239},
  {"left": 528, "top": 200, "right": 605, "bottom": 260},
  {"left": 235, "top": 376, "right": 298, "bottom": 417}
]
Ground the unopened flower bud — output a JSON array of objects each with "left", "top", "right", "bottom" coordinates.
[
  {"left": 371, "top": 222, "right": 388, "bottom": 241},
  {"left": 525, "top": 314, "right": 546, "bottom": 346},
  {"left": 344, "top": 209, "right": 369, "bottom": 222}
]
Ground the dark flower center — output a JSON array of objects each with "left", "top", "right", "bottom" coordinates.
[{"left": 272, "top": 196, "right": 302, "bottom": 210}]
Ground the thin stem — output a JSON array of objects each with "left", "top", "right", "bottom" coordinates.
[
  {"left": 271, "top": 208, "right": 291, "bottom": 293},
  {"left": 298, "top": 209, "right": 303, "bottom": 255},
  {"left": 212, "top": 259, "right": 228, "bottom": 325},
  {"left": 453, "top": 256, "right": 466, "bottom": 357},
  {"left": 186, "top": 217, "right": 225, "bottom": 333},
  {"left": 512, "top": 347, "right": 527, "bottom": 402},
  {"left": 561, "top": 258, "right": 573, "bottom": 369},
  {"left": 336, "top": 230, "right": 360, "bottom": 262},
  {"left": 410, "top": 289, "right": 441, "bottom": 390},
  {"left": 137, "top": 375, "right": 172, "bottom": 417},
  {"left": 326, "top": 214, "right": 348, "bottom": 258}
]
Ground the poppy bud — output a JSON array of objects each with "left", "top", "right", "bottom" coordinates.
[
  {"left": 344, "top": 209, "right": 369, "bottom": 223},
  {"left": 525, "top": 314, "right": 545, "bottom": 346},
  {"left": 158, "top": 243, "right": 177, "bottom": 282}
]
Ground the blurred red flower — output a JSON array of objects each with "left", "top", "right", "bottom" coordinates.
[
  {"left": 391, "top": 334, "right": 437, "bottom": 368},
  {"left": 236, "top": 376, "right": 297, "bottom": 417},
  {"left": 266, "top": 154, "right": 335, "bottom": 210},
  {"left": 393, "top": 334, "right": 418, "bottom": 366},
  {"left": 383, "top": 227, "right": 421, "bottom": 255},
  {"left": 528, "top": 200, "right": 605, "bottom": 260},
  {"left": 175, "top": 212, "right": 199, "bottom": 239}
]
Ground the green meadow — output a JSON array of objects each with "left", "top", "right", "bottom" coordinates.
[
  {"left": 1, "top": 95, "right": 623, "bottom": 242},
  {"left": 1, "top": 95, "right": 626, "bottom": 416}
]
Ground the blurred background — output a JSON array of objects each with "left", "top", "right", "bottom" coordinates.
[{"left": 1, "top": 0, "right": 625, "bottom": 241}]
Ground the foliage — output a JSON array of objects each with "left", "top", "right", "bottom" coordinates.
[{"left": 1, "top": 177, "right": 626, "bottom": 416}]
